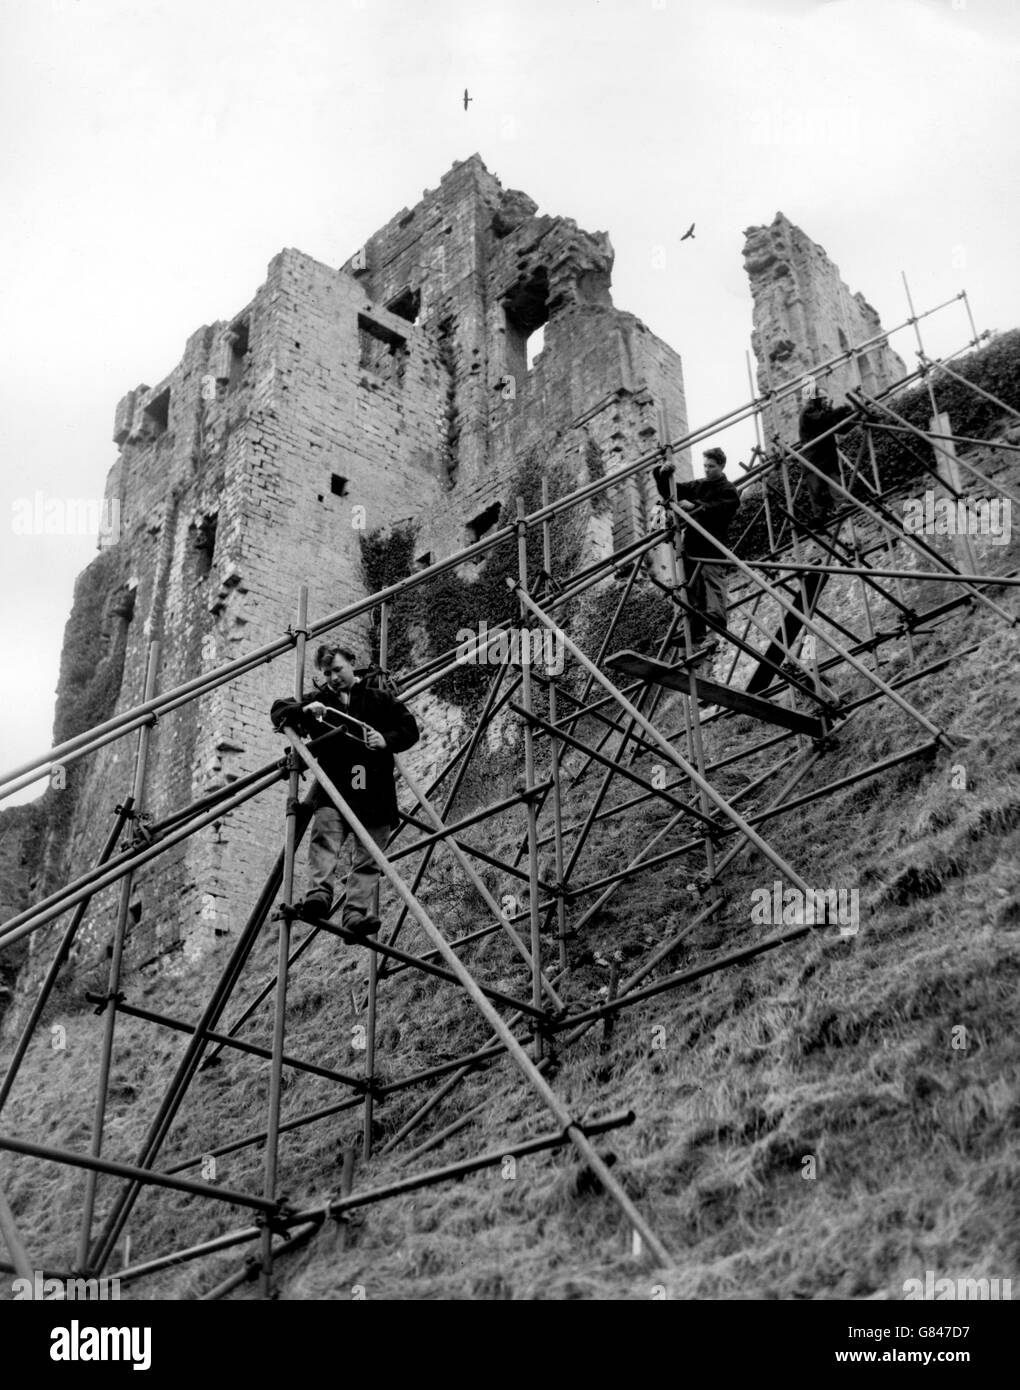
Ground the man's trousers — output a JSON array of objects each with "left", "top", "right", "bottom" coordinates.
[
  {"left": 804, "top": 463, "right": 840, "bottom": 525},
  {"left": 685, "top": 561, "right": 729, "bottom": 645},
  {"left": 308, "top": 807, "right": 393, "bottom": 924}
]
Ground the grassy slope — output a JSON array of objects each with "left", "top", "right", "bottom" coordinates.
[{"left": 3, "top": 468, "right": 1020, "bottom": 1302}]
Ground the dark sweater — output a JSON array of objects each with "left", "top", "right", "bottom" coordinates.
[
  {"left": 653, "top": 468, "right": 740, "bottom": 559},
  {"left": 798, "top": 401, "right": 855, "bottom": 474},
  {"left": 271, "top": 681, "right": 419, "bottom": 826}
]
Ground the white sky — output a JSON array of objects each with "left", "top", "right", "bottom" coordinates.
[{"left": 2, "top": 0, "right": 1018, "bottom": 804}]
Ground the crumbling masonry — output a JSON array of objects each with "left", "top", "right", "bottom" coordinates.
[
  {"left": 4, "top": 156, "right": 1006, "bottom": 1294},
  {"left": 9, "top": 165, "right": 910, "bottom": 995},
  {"left": 743, "top": 212, "right": 906, "bottom": 442},
  {"left": 22, "top": 155, "right": 693, "bottom": 978}
]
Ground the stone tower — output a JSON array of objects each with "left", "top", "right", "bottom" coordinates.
[
  {"left": 17, "top": 154, "right": 688, "bottom": 984},
  {"left": 743, "top": 212, "right": 906, "bottom": 443}
]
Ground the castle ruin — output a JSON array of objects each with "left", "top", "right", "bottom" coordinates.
[
  {"left": 743, "top": 211, "right": 907, "bottom": 443},
  {"left": 7, "top": 163, "right": 908, "bottom": 997},
  {"left": 21, "top": 155, "right": 690, "bottom": 979}
]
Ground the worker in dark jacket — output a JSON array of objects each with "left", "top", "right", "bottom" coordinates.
[
  {"left": 271, "top": 643, "right": 419, "bottom": 932},
  {"left": 797, "top": 391, "right": 855, "bottom": 526},
  {"left": 653, "top": 447, "right": 740, "bottom": 664}
]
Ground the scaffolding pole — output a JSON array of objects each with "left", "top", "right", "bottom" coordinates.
[
  {"left": 0, "top": 800, "right": 133, "bottom": 1113},
  {"left": 76, "top": 640, "right": 160, "bottom": 1272},
  {"left": 0, "top": 1182, "right": 33, "bottom": 1281},
  {"left": 281, "top": 727, "right": 673, "bottom": 1267},
  {"left": 3, "top": 294, "right": 1014, "bottom": 1296}
]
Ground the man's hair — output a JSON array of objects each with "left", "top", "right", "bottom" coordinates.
[
  {"left": 315, "top": 643, "right": 358, "bottom": 669},
  {"left": 703, "top": 447, "right": 726, "bottom": 467}
]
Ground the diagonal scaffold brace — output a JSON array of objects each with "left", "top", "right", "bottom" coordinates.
[{"left": 280, "top": 723, "right": 674, "bottom": 1269}]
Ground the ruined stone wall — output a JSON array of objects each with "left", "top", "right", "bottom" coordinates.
[
  {"left": 11, "top": 154, "right": 689, "bottom": 1000},
  {"left": 744, "top": 212, "right": 907, "bottom": 445},
  {"left": 343, "top": 156, "right": 688, "bottom": 563}
]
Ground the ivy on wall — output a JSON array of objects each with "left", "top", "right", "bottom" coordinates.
[
  {"left": 360, "top": 330, "right": 1020, "bottom": 697},
  {"left": 575, "top": 573, "right": 676, "bottom": 661},
  {"left": 736, "top": 329, "right": 1020, "bottom": 560},
  {"left": 25, "top": 549, "right": 131, "bottom": 895},
  {"left": 865, "top": 327, "right": 1020, "bottom": 494},
  {"left": 359, "top": 519, "right": 419, "bottom": 672},
  {"left": 360, "top": 445, "right": 588, "bottom": 712}
]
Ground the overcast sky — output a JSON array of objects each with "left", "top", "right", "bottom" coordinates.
[{"left": 2, "top": 0, "right": 1017, "bottom": 804}]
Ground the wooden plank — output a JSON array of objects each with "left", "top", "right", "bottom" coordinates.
[{"left": 607, "top": 651, "right": 826, "bottom": 738}]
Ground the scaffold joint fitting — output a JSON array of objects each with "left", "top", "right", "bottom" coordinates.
[
  {"left": 257, "top": 1201, "right": 294, "bottom": 1237},
  {"left": 86, "top": 989, "right": 126, "bottom": 1016}
]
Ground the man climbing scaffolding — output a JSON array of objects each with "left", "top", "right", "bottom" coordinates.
[
  {"left": 653, "top": 447, "right": 740, "bottom": 667},
  {"left": 270, "top": 644, "right": 419, "bottom": 934},
  {"left": 797, "top": 389, "right": 856, "bottom": 528}
]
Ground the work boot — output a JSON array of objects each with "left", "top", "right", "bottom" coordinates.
[
  {"left": 343, "top": 913, "right": 382, "bottom": 939},
  {"left": 301, "top": 891, "right": 332, "bottom": 920}
]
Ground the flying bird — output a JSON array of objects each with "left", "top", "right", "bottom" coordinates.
[
  {"left": 463, "top": 89, "right": 473, "bottom": 111},
  {"left": 680, "top": 223, "right": 696, "bottom": 242}
]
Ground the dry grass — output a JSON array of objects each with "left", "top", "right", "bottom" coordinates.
[{"left": 3, "top": 522, "right": 1020, "bottom": 1300}]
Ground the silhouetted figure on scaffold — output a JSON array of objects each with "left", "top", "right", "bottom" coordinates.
[
  {"left": 652, "top": 447, "right": 740, "bottom": 668},
  {"left": 797, "top": 390, "right": 855, "bottom": 529},
  {"left": 271, "top": 643, "right": 419, "bottom": 935}
]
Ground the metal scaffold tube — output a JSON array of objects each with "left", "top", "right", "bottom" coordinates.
[
  {"left": 0, "top": 1183, "right": 33, "bottom": 1281},
  {"left": 395, "top": 758, "right": 565, "bottom": 1010},
  {"left": 0, "top": 767, "right": 285, "bottom": 951},
  {"left": 259, "top": 587, "right": 307, "bottom": 1298},
  {"left": 512, "top": 585, "right": 831, "bottom": 902},
  {"left": 281, "top": 727, "right": 673, "bottom": 1267},
  {"left": 0, "top": 317, "right": 944, "bottom": 807},
  {"left": 0, "top": 800, "right": 134, "bottom": 1113},
  {"left": 0, "top": 1133, "right": 281, "bottom": 1214},
  {"left": 540, "top": 477, "right": 570, "bottom": 972},
  {"left": 77, "top": 641, "right": 160, "bottom": 1273},
  {"left": 86, "top": 796, "right": 318, "bottom": 1273},
  {"left": 362, "top": 600, "right": 388, "bottom": 1161},
  {"left": 661, "top": 501, "right": 954, "bottom": 745},
  {"left": 4, "top": 289, "right": 1013, "bottom": 1295},
  {"left": 787, "top": 424, "right": 1016, "bottom": 630}
]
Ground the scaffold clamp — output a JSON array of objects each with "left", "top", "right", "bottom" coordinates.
[{"left": 85, "top": 989, "right": 126, "bottom": 1017}]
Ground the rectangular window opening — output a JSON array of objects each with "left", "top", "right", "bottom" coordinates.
[
  {"left": 526, "top": 322, "right": 546, "bottom": 371},
  {"left": 143, "top": 388, "right": 170, "bottom": 439},
  {"left": 359, "top": 314, "right": 406, "bottom": 357},
  {"left": 227, "top": 320, "right": 250, "bottom": 391},
  {"left": 330, "top": 474, "right": 349, "bottom": 498},
  {"left": 467, "top": 502, "right": 501, "bottom": 545},
  {"left": 386, "top": 287, "right": 422, "bottom": 325},
  {"left": 358, "top": 313, "right": 408, "bottom": 382},
  {"left": 502, "top": 267, "right": 550, "bottom": 383},
  {"left": 192, "top": 512, "right": 218, "bottom": 577}
]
